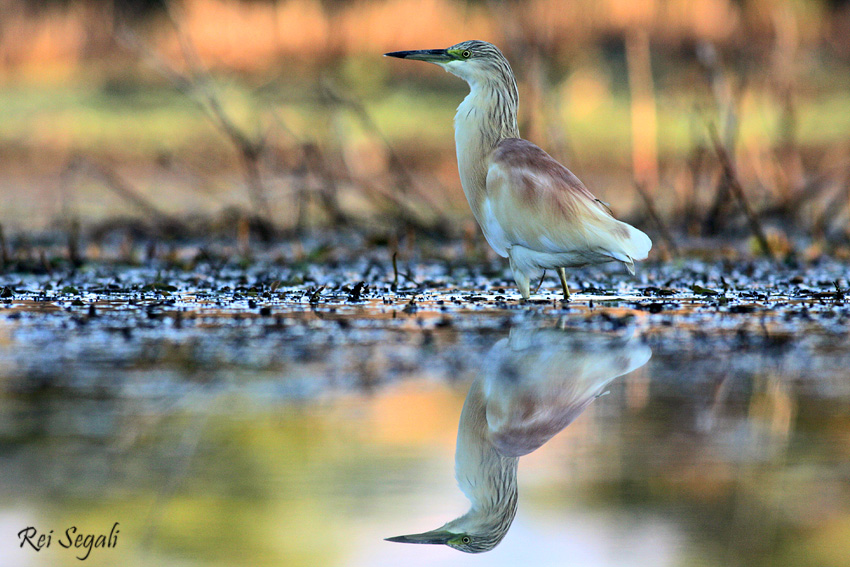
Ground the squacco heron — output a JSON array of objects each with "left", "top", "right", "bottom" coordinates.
[
  {"left": 387, "top": 327, "right": 652, "bottom": 552},
  {"left": 385, "top": 40, "right": 652, "bottom": 300}
]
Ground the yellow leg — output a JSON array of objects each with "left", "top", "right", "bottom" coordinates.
[{"left": 557, "top": 268, "right": 570, "bottom": 301}]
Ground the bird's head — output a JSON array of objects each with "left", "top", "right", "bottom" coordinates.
[
  {"left": 385, "top": 40, "right": 510, "bottom": 85},
  {"left": 386, "top": 512, "right": 510, "bottom": 553}
]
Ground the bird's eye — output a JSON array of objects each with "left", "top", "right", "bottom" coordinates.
[
  {"left": 461, "top": 536, "right": 471, "bottom": 544},
  {"left": 461, "top": 50, "right": 471, "bottom": 59}
]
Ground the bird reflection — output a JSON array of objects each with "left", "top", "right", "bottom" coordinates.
[{"left": 388, "top": 327, "right": 651, "bottom": 553}]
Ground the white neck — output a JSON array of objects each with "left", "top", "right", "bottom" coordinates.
[
  {"left": 455, "top": 379, "right": 519, "bottom": 516},
  {"left": 443, "top": 378, "right": 518, "bottom": 546},
  {"left": 454, "top": 80, "right": 520, "bottom": 218}
]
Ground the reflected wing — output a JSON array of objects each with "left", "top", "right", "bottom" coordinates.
[{"left": 484, "top": 329, "right": 652, "bottom": 457}]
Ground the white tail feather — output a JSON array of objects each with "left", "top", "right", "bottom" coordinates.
[
  {"left": 606, "top": 222, "right": 651, "bottom": 272},
  {"left": 624, "top": 224, "right": 652, "bottom": 261}
]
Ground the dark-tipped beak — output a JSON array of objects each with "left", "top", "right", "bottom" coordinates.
[
  {"left": 384, "top": 49, "right": 453, "bottom": 63},
  {"left": 385, "top": 529, "right": 454, "bottom": 545}
]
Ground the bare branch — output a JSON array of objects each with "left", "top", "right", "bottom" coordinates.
[
  {"left": 634, "top": 182, "right": 679, "bottom": 257},
  {"left": 708, "top": 124, "right": 775, "bottom": 260},
  {"left": 65, "top": 157, "right": 170, "bottom": 223},
  {"left": 115, "top": 13, "right": 271, "bottom": 225}
]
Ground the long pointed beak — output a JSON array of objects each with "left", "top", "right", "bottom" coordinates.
[
  {"left": 385, "top": 529, "right": 454, "bottom": 545},
  {"left": 384, "top": 49, "right": 453, "bottom": 63}
]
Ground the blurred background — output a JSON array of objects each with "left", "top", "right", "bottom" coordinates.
[
  {"left": 2, "top": 4, "right": 850, "bottom": 566},
  {"left": 1, "top": 0, "right": 850, "bottom": 258}
]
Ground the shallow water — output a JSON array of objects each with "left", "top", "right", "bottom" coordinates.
[{"left": 1, "top": 257, "right": 849, "bottom": 566}]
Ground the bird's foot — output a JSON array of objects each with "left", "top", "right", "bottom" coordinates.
[{"left": 557, "top": 268, "right": 571, "bottom": 301}]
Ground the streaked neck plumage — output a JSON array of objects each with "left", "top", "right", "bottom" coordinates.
[
  {"left": 452, "top": 59, "right": 520, "bottom": 218},
  {"left": 444, "top": 379, "right": 518, "bottom": 549}
]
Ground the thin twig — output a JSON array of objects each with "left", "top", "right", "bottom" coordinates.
[
  {"left": 116, "top": 17, "right": 271, "bottom": 225},
  {"left": 67, "top": 217, "right": 82, "bottom": 267},
  {"left": 702, "top": 168, "right": 732, "bottom": 236},
  {"left": 320, "top": 81, "right": 448, "bottom": 217},
  {"left": 68, "top": 157, "right": 170, "bottom": 222},
  {"left": 164, "top": 4, "right": 271, "bottom": 221},
  {"left": 634, "top": 182, "right": 679, "bottom": 257},
  {"left": 814, "top": 169, "right": 850, "bottom": 235},
  {"left": 266, "top": 111, "right": 344, "bottom": 231},
  {"left": 758, "top": 161, "right": 846, "bottom": 218},
  {"left": 321, "top": 82, "right": 415, "bottom": 192},
  {"left": 708, "top": 124, "right": 775, "bottom": 259},
  {"left": 534, "top": 271, "right": 547, "bottom": 294},
  {"left": 301, "top": 142, "right": 347, "bottom": 226},
  {"left": 0, "top": 223, "right": 8, "bottom": 270},
  {"left": 626, "top": 30, "right": 659, "bottom": 195},
  {"left": 683, "top": 125, "right": 706, "bottom": 233},
  {"left": 697, "top": 43, "right": 743, "bottom": 235}
]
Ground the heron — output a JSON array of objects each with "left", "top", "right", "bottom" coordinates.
[
  {"left": 387, "top": 327, "right": 652, "bottom": 552},
  {"left": 385, "top": 40, "right": 652, "bottom": 300}
]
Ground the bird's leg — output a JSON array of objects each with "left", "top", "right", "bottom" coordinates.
[
  {"left": 557, "top": 268, "right": 571, "bottom": 301},
  {"left": 533, "top": 270, "right": 547, "bottom": 294},
  {"left": 514, "top": 271, "right": 531, "bottom": 300},
  {"left": 509, "top": 253, "right": 531, "bottom": 300}
]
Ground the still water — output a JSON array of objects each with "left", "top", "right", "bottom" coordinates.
[{"left": 1, "top": 266, "right": 849, "bottom": 566}]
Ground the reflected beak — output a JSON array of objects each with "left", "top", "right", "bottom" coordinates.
[
  {"left": 385, "top": 529, "right": 454, "bottom": 545},
  {"left": 384, "top": 49, "right": 453, "bottom": 63}
]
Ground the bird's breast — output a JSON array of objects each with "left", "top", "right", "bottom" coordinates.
[
  {"left": 478, "top": 198, "right": 510, "bottom": 257},
  {"left": 454, "top": 90, "right": 500, "bottom": 210}
]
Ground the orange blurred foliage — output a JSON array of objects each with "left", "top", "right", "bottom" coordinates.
[{"left": 0, "top": 0, "right": 788, "bottom": 78}]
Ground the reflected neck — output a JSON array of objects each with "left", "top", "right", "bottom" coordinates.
[{"left": 453, "top": 379, "right": 519, "bottom": 539}]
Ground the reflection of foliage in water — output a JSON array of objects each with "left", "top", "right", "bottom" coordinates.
[{"left": 0, "top": 257, "right": 849, "bottom": 565}]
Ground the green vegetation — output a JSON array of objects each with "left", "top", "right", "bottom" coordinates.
[{"left": 4, "top": 76, "right": 850, "bottom": 164}]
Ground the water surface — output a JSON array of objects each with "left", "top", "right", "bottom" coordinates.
[{"left": 1, "top": 258, "right": 848, "bottom": 566}]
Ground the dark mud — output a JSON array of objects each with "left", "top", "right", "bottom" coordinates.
[{"left": 1, "top": 251, "right": 848, "bottom": 398}]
